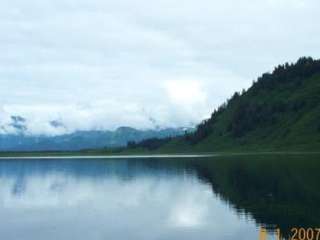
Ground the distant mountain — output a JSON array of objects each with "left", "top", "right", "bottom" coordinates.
[
  {"left": 128, "top": 57, "right": 320, "bottom": 152},
  {"left": 0, "top": 126, "right": 193, "bottom": 152}
]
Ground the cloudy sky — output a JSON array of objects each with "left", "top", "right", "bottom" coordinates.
[{"left": 0, "top": 0, "right": 319, "bottom": 135}]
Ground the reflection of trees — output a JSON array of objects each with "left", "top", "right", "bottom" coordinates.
[{"left": 189, "top": 154, "right": 320, "bottom": 238}]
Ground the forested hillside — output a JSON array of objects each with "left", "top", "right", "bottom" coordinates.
[{"left": 127, "top": 57, "right": 320, "bottom": 152}]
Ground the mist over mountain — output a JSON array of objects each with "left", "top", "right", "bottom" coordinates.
[{"left": 0, "top": 119, "right": 193, "bottom": 151}]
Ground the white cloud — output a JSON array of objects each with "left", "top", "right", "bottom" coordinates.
[
  {"left": 0, "top": 0, "right": 319, "bottom": 134},
  {"left": 164, "top": 80, "right": 207, "bottom": 106}
]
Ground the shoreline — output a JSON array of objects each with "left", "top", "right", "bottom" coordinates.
[{"left": 0, "top": 151, "right": 320, "bottom": 159}]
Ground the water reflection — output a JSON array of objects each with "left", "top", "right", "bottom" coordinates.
[
  {"left": 0, "top": 155, "right": 319, "bottom": 240},
  {"left": 190, "top": 154, "right": 320, "bottom": 238}
]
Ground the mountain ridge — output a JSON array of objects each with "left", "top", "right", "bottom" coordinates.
[
  {"left": 126, "top": 57, "right": 320, "bottom": 153},
  {"left": 0, "top": 126, "right": 192, "bottom": 152}
]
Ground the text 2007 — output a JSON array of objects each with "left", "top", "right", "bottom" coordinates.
[{"left": 290, "top": 228, "right": 320, "bottom": 240}]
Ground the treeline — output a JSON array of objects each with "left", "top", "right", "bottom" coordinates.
[
  {"left": 127, "top": 137, "right": 173, "bottom": 150},
  {"left": 251, "top": 57, "right": 320, "bottom": 92},
  {"left": 185, "top": 57, "right": 320, "bottom": 144}
]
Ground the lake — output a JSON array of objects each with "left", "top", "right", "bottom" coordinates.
[{"left": 0, "top": 154, "right": 319, "bottom": 240}]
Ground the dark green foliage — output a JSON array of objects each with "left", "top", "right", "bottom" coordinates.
[
  {"left": 253, "top": 57, "right": 320, "bottom": 88},
  {"left": 227, "top": 98, "right": 307, "bottom": 137},
  {"left": 176, "top": 57, "right": 320, "bottom": 151},
  {"left": 184, "top": 119, "right": 214, "bottom": 144},
  {"left": 184, "top": 101, "right": 227, "bottom": 144},
  {"left": 127, "top": 137, "right": 172, "bottom": 150}
]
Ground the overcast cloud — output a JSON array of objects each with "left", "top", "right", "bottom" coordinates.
[{"left": 0, "top": 0, "right": 320, "bottom": 135}]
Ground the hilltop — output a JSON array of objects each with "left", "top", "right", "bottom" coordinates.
[{"left": 127, "top": 57, "right": 320, "bottom": 153}]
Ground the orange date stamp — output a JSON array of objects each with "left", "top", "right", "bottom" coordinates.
[{"left": 259, "top": 227, "right": 320, "bottom": 240}]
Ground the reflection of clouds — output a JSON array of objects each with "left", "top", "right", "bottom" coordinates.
[
  {"left": 0, "top": 172, "right": 258, "bottom": 240},
  {"left": 168, "top": 184, "right": 210, "bottom": 228},
  {"left": 0, "top": 174, "right": 156, "bottom": 208},
  {"left": 169, "top": 200, "right": 207, "bottom": 228},
  {"left": 0, "top": 174, "right": 188, "bottom": 209},
  {"left": 1, "top": 175, "right": 71, "bottom": 208},
  {"left": 11, "top": 177, "right": 26, "bottom": 196}
]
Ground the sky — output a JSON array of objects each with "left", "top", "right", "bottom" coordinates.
[{"left": 0, "top": 0, "right": 320, "bottom": 135}]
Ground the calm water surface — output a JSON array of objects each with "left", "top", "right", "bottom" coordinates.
[{"left": 0, "top": 154, "right": 319, "bottom": 240}]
